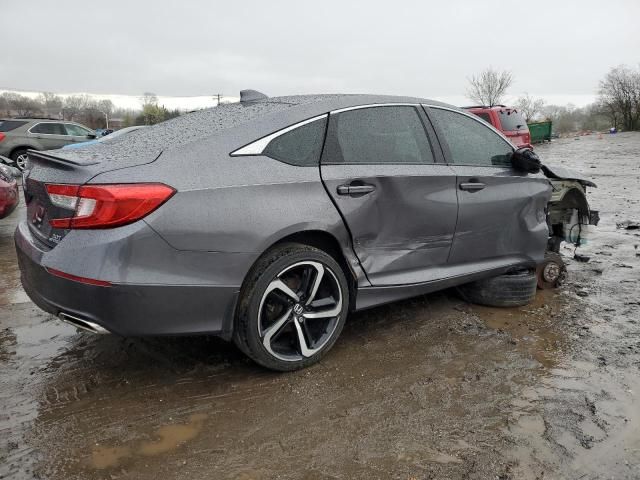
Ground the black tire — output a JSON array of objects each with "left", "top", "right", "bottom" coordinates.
[
  {"left": 10, "top": 148, "right": 29, "bottom": 171},
  {"left": 458, "top": 269, "right": 537, "bottom": 307},
  {"left": 536, "top": 252, "right": 567, "bottom": 289},
  {"left": 234, "top": 243, "right": 349, "bottom": 371}
]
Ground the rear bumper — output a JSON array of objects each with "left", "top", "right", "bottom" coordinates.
[{"left": 15, "top": 222, "right": 240, "bottom": 338}]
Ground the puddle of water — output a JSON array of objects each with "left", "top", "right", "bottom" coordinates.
[
  {"left": 90, "top": 413, "right": 208, "bottom": 469},
  {"left": 91, "top": 445, "right": 131, "bottom": 470},
  {"left": 139, "top": 413, "right": 207, "bottom": 456},
  {"left": 473, "top": 289, "right": 567, "bottom": 370}
]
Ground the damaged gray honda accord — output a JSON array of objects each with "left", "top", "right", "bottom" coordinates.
[{"left": 16, "top": 91, "right": 559, "bottom": 371}]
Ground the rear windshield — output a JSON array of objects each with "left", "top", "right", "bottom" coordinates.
[
  {"left": 0, "top": 120, "right": 28, "bottom": 132},
  {"left": 498, "top": 110, "right": 527, "bottom": 131}
]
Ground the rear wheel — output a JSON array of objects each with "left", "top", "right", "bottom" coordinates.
[
  {"left": 234, "top": 243, "right": 349, "bottom": 371},
  {"left": 10, "top": 149, "right": 29, "bottom": 171},
  {"left": 458, "top": 269, "right": 537, "bottom": 307}
]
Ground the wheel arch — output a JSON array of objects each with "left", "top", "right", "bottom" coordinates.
[
  {"left": 9, "top": 145, "right": 37, "bottom": 159},
  {"left": 244, "top": 228, "right": 361, "bottom": 313},
  {"left": 551, "top": 186, "right": 590, "bottom": 218}
]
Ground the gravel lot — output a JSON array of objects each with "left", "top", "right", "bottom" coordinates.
[{"left": 1, "top": 132, "right": 639, "bottom": 479}]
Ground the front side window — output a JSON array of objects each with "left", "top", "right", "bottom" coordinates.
[
  {"left": 30, "top": 123, "right": 66, "bottom": 135},
  {"left": 323, "top": 106, "right": 434, "bottom": 164},
  {"left": 64, "top": 124, "right": 92, "bottom": 136},
  {"left": 429, "top": 108, "right": 513, "bottom": 167},
  {"left": 263, "top": 117, "right": 327, "bottom": 166}
]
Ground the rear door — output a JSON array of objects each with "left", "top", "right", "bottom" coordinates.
[
  {"left": 320, "top": 105, "right": 458, "bottom": 286},
  {"left": 28, "top": 122, "right": 70, "bottom": 150},
  {"left": 426, "top": 106, "right": 550, "bottom": 266}
]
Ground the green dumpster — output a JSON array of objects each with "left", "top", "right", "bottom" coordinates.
[{"left": 528, "top": 121, "right": 553, "bottom": 143}]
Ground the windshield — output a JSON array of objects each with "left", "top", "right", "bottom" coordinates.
[{"left": 498, "top": 110, "right": 527, "bottom": 131}]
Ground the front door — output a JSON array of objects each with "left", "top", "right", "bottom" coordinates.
[
  {"left": 64, "top": 123, "right": 94, "bottom": 146},
  {"left": 426, "top": 106, "right": 551, "bottom": 266},
  {"left": 320, "top": 105, "right": 458, "bottom": 286}
]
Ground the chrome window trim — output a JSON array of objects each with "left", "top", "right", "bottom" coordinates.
[
  {"left": 329, "top": 102, "right": 421, "bottom": 114},
  {"left": 27, "top": 122, "right": 67, "bottom": 136},
  {"left": 28, "top": 121, "right": 91, "bottom": 137},
  {"left": 423, "top": 104, "right": 516, "bottom": 151},
  {"left": 230, "top": 114, "right": 328, "bottom": 156}
]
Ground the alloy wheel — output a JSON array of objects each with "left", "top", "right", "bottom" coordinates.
[
  {"left": 258, "top": 261, "right": 343, "bottom": 362},
  {"left": 15, "top": 153, "right": 28, "bottom": 171}
]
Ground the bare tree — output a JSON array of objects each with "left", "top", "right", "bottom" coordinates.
[
  {"left": 515, "top": 93, "right": 545, "bottom": 122},
  {"left": 39, "top": 92, "right": 63, "bottom": 118},
  {"left": 598, "top": 64, "right": 640, "bottom": 131},
  {"left": 140, "top": 92, "right": 159, "bottom": 108},
  {"left": 63, "top": 95, "right": 90, "bottom": 121},
  {"left": 0, "top": 92, "right": 42, "bottom": 117},
  {"left": 467, "top": 68, "right": 513, "bottom": 106}
]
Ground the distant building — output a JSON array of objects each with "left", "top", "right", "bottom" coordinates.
[{"left": 109, "top": 118, "right": 124, "bottom": 129}]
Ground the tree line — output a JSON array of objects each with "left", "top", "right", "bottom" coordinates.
[
  {"left": 0, "top": 91, "right": 182, "bottom": 129},
  {"left": 468, "top": 64, "right": 640, "bottom": 133}
]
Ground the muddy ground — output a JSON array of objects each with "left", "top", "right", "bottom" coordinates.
[{"left": 1, "top": 132, "right": 639, "bottom": 480}]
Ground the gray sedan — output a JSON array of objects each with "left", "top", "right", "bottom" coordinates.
[{"left": 15, "top": 92, "right": 552, "bottom": 371}]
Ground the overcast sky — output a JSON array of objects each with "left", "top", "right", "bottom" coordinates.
[{"left": 2, "top": 0, "right": 639, "bottom": 107}]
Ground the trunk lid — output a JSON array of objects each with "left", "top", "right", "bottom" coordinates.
[{"left": 23, "top": 151, "right": 110, "bottom": 249}]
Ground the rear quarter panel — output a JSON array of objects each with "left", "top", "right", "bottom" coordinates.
[{"left": 91, "top": 139, "right": 368, "bottom": 286}]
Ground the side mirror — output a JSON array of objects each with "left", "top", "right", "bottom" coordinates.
[
  {"left": 87, "top": 133, "right": 97, "bottom": 139},
  {"left": 511, "top": 148, "right": 541, "bottom": 174}
]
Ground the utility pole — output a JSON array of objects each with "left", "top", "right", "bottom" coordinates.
[
  {"left": 98, "top": 110, "right": 109, "bottom": 129},
  {"left": 214, "top": 93, "right": 222, "bottom": 106}
]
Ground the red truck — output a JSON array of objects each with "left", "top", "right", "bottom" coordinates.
[{"left": 464, "top": 105, "right": 532, "bottom": 148}]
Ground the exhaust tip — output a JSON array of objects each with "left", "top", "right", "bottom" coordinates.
[{"left": 59, "top": 312, "right": 109, "bottom": 334}]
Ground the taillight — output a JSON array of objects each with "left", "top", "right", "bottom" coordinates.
[
  {"left": 0, "top": 133, "right": 5, "bottom": 142},
  {"left": 46, "top": 183, "right": 175, "bottom": 229}
]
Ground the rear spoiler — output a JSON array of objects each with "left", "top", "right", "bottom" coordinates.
[{"left": 28, "top": 149, "right": 101, "bottom": 167}]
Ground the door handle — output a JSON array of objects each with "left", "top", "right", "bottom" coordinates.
[
  {"left": 337, "top": 182, "right": 376, "bottom": 196},
  {"left": 459, "top": 182, "right": 486, "bottom": 192}
]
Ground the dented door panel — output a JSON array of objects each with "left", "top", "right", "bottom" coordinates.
[
  {"left": 448, "top": 165, "right": 551, "bottom": 265},
  {"left": 321, "top": 164, "right": 458, "bottom": 286}
]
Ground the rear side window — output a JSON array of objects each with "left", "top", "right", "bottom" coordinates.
[
  {"left": 323, "top": 106, "right": 434, "bottom": 164},
  {"left": 430, "top": 108, "right": 513, "bottom": 167},
  {"left": 30, "top": 123, "right": 66, "bottom": 135},
  {"left": 263, "top": 117, "right": 327, "bottom": 166},
  {"left": 0, "top": 120, "right": 28, "bottom": 132},
  {"left": 498, "top": 110, "right": 527, "bottom": 131}
]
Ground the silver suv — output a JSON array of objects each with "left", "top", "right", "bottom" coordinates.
[{"left": 0, "top": 118, "right": 96, "bottom": 170}]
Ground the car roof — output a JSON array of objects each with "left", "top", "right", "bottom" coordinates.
[
  {"left": 1, "top": 118, "right": 62, "bottom": 122},
  {"left": 49, "top": 93, "right": 459, "bottom": 166}
]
